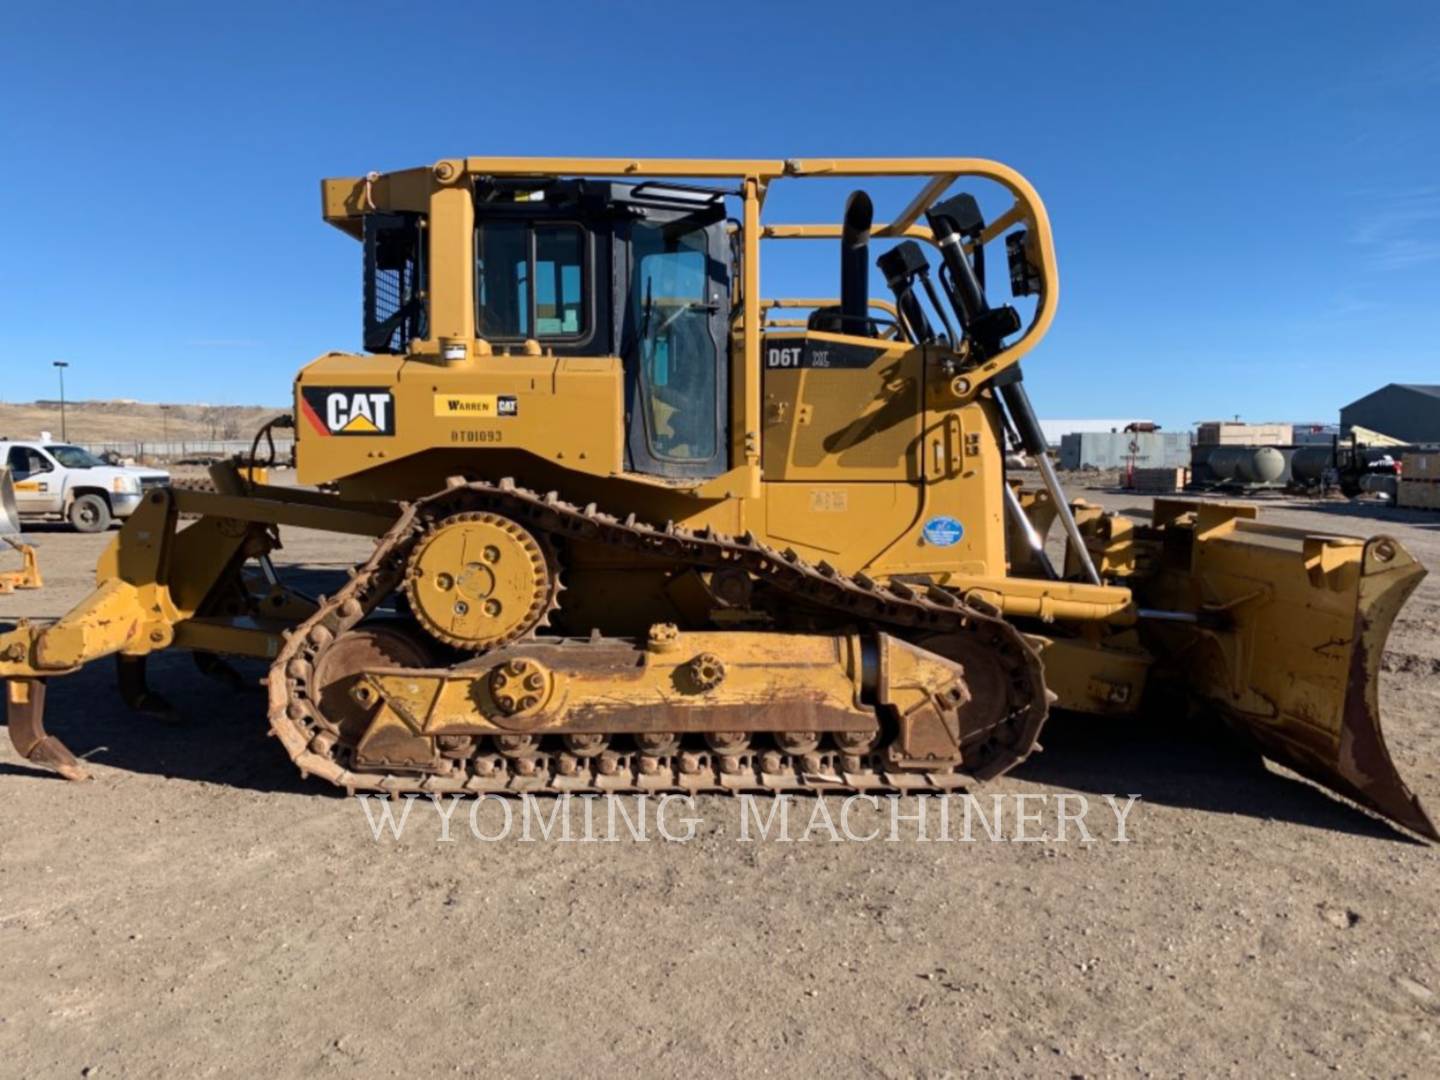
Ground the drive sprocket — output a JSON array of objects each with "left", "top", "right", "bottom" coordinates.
[{"left": 403, "top": 511, "right": 557, "bottom": 651}]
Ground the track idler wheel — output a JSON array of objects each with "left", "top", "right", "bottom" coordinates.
[
  {"left": 918, "top": 632, "right": 1025, "bottom": 767},
  {"left": 310, "top": 625, "right": 434, "bottom": 746}
]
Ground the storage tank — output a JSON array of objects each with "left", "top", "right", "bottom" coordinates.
[
  {"left": 1290, "top": 445, "right": 1335, "bottom": 485},
  {"left": 1206, "top": 446, "right": 1243, "bottom": 481},
  {"left": 1207, "top": 446, "right": 1285, "bottom": 484}
]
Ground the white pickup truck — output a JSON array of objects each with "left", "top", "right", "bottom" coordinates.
[{"left": 0, "top": 439, "right": 170, "bottom": 532}]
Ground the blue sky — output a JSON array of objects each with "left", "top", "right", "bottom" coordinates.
[{"left": 2, "top": 1, "right": 1436, "bottom": 429}]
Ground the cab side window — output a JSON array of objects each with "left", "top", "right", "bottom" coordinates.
[
  {"left": 7, "top": 447, "right": 50, "bottom": 475},
  {"left": 476, "top": 222, "right": 588, "bottom": 342}
]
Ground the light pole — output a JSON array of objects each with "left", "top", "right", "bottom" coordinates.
[
  {"left": 162, "top": 405, "right": 171, "bottom": 445},
  {"left": 53, "top": 361, "right": 69, "bottom": 441}
]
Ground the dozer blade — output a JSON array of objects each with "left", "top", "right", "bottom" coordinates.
[
  {"left": 1141, "top": 500, "right": 1434, "bottom": 840},
  {"left": 0, "top": 466, "right": 21, "bottom": 536}
]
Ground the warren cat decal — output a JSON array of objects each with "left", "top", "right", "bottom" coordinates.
[
  {"left": 300, "top": 387, "right": 395, "bottom": 436},
  {"left": 433, "top": 393, "right": 519, "bottom": 418}
]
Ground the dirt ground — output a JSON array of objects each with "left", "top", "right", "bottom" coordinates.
[{"left": 2, "top": 484, "right": 1437, "bottom": 1078}]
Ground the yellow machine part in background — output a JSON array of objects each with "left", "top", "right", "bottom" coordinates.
[{"left": 0, "top": 468, "right": 42, "bottom": 595}]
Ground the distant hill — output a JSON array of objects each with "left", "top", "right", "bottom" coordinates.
[{"left": 0, "top": 400, "right": 285, "bottom": 444}]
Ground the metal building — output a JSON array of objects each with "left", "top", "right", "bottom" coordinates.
[
  {"left": 1340, "top": 384, "right": 1440, "bottom": 444},
  {"left": 1059, "top": 430, "right": 1192, "bottom": 470},
  {"left": 1038, "top": 418, "right": 1153, "bottom": 449}
]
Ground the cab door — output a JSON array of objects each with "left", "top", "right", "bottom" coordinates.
[
  {"left": 6, "top": 446, "right": 62, "bottom": 513},
  {"left": 620, "top": 207, "right": 730, "bottom": 480}
]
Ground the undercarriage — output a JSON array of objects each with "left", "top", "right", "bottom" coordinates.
[{"left": 270, "top": 478, "right": 1047, "bottom": 796}]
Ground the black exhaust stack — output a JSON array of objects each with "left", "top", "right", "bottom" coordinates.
[{"left": 840, "top": 191, "right": 873, "bottom": 332}]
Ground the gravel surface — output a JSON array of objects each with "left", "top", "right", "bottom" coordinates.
[{"left": 2, "top": 488, "right": 1437, "bottom": 1078}]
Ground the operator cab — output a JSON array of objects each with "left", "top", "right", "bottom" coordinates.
[{"left": 362, "top": 179, "right": 732, "bottom": 480}]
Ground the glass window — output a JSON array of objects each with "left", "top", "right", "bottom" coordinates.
[
  {"left": 631, "top": 219, "right": 717, "bottom": 462},
  {"left": 476, "top": 222, "right": 587, "bottom": 340},
  {"left": 535, "top": 228, "right": 584, "bottom": 336},
  {"left": 477, "top": 221, "right": 529, "bottom": 338},
  {"left": 46, "top": 445, "right": 103, "bottom": 469},
  {"left": 8, "top": 447, "right": 52, "bottom": 473}
]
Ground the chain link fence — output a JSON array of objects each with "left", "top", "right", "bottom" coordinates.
[{"left": 74, "top": 439, "right": 295, "bottom": 463}]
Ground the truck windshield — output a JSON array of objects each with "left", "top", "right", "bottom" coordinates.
[{"left": 45, "top": 445, "right": 104, "bottom": 469}]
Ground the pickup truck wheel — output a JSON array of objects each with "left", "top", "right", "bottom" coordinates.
[{"left": 68, "top": 493, "right": 112, "bottom": 533}]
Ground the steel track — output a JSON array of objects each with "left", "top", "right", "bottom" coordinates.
[{"left": 266, "top": 478, "right": 1049, "bottom": 796}]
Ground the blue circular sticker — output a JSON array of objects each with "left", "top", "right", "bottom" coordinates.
[{"left": 922, "top": 515, "right": 964, "bottom": 546}]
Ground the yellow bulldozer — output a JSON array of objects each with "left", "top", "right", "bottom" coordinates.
[{"left": 0, "top": 156, "right": 1431, "bottom": 838}]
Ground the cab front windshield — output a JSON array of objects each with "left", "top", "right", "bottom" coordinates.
[{"left": 45, "top": 445, "right": 104, "bottom": 469}]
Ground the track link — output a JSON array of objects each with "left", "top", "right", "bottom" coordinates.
[{"left": 266, "top": 478, "right": 1048, "bottom": 796}]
